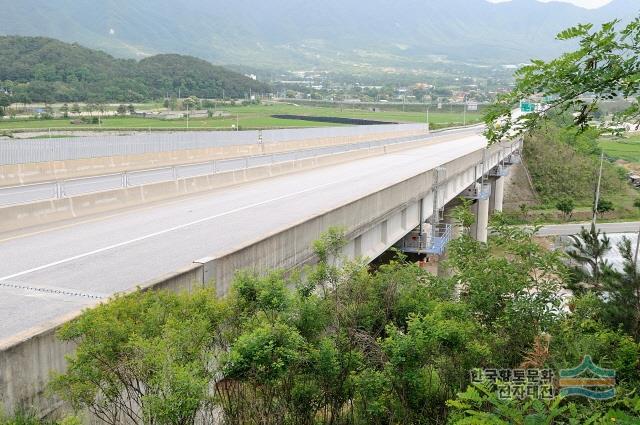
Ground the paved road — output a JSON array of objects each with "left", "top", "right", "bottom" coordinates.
[
  {"left": 0, "top": 130, "right": 487, "bottom": 343},
  {"left": 535, "top": 222, "right": 640, "bottom": 236}
]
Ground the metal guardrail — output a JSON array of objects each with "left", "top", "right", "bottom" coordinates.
[
  {"left": 505, "top": 152, "right": 522, "bottom": 165},
  {"left": 425, "top": 224, "right": 453, "bottom": 255},
  {"left": 398, "top": 224, "right": 453, "bottom": 255},
  {"left": 489, "top": 164, "right": 510, "bottom": 177},
  {"left": 0, "top": 124, "right": 428, "bottom": 166},
  {"left": 0, "top": 130, "right": 441, "bottom": 207},
  {"left": 463, "top": 182, "right": 492, "bottom": 201}
]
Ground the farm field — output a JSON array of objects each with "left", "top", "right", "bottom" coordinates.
[
  {"left": 0, "top": 102, "right": 482, "bottom": 133},
  {"left": 599, "top": 135, "right": 640, "bottom": 163}
]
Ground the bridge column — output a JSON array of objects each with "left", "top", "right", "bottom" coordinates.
[
  {"left": 472, "top": 198, "right": 489, "bottom": 243},
  {"left": 489, "top": 176, "right": 505, "bottom": 213}
]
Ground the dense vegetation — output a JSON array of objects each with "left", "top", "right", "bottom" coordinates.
[
  {"left": 4, "top": 217, "right": 632, "bottom": 425},
  {"left": 0, "top": 36, "right": 269, "bottom": 103}
]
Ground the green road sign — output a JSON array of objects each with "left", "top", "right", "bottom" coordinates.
[{"left": 521, "top": 102, "right": 535, "bottom": 112}]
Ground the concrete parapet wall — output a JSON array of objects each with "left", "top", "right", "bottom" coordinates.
[
  {"left": 0, "top": 137, "right": 438, "bottom": 235},
  {"left": 205, "top": 144, "right": 497, "bottom": 294},
  {"left": 0, "top": 310, "right": 90, "bottom": 418},
  {"left": 0, "top": 129, "right": 427, "bottom": 187}
]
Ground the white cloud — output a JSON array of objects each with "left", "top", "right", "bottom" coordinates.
[{"left": 486, "top": 0, "right": 614, "bottom": 9}]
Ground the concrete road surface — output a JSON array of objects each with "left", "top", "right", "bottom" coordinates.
[
  {"left": 0, "top": 131, "right": 487, "bottom": 342},
  {"left": 534, "top": 222, "right": 640, "bottom": 236}
]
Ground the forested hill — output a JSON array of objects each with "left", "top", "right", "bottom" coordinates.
[{"left": 0, "top": 36, "right": 269, "bottom": 103}]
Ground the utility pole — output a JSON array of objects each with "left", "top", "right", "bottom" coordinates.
[
  {"left": 592, "top": 151, "right": 605, "bottom": 226},
  {"left": 463, "top": 104, "right": 467, "bottom": 126},
  {"left": 634, "top": 226, "right": 640, "bottom": 272}
]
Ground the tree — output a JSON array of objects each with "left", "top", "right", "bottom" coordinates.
[
  {"left": 42, "top": 105, "right": 54, "bottom": 120},
  {"left": 485, "top": 17, "right": 640, "bottom": 144},
  {"left": 567, "top": 224, "right": 612, "bottom": 289},
  {"left": 0, "top": 92, "right": 10, "bottom": 117},
  {"left": 448, "top": 221, "right": 566, "bottom": 366},
  {"left": 84, "top": 103, "right": 95, "bottom": 116},
  {"left": 70, "top": 103, "right": 81, "bottom": 114},
  {"left": 60, "top": 103, "right": 69, "bottom": 118},
  {"left": 182, "top": 96, "right": 199, "bottom": 110},
  {"left": 604, "top": 237, "right": 640, "bottom": 340},
  {"left": 50, "top": 289, "right": 225, "bottom": 425},
  {"left": 519, "top": 203, "right": 529, "bottom": 221},
  {"left": 556, "top": 198, "right": 575, "bottom": 221},
  {"left": 127, "top": 104, "right": 135, "bottom": 114},
  {"left": 116, "top": 104, "right": 127, "bottom": 115},
  {"left": 596, "top": 198, "right": 615, "bottom": 217}
]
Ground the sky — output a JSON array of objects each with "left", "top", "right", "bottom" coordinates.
[{"left": 487, "top": 0, "right": 614, "bottom": 8}]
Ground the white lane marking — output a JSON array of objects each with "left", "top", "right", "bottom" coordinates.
[
  {"left": 0, "top": 180, "right": 340, "bottom": 282},
  {"left": 0, "top": 281, "right": 105, "bottom": 299}
]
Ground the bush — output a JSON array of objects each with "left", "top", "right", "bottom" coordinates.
[{"left": 556, "top": 198, "right": 575, "bottom": 220}]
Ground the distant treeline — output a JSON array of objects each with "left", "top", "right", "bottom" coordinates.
[{"left": 0, "top": 36, "right": 270, "bottom": 103}]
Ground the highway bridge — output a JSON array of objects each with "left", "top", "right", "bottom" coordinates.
[{"left": 0, "top": 123, "right": 520, "bottom": 416}]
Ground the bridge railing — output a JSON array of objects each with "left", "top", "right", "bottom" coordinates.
[
  {"left": 0, "top": 123, "right": 428, "bottom": 166},
  {"left": 0, "top": 128, "right": 438, "bottom": 207}
]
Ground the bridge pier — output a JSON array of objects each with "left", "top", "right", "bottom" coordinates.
[
  {"left": 489, "top": 175, "right": 505, "bottom": 213},
  {"left": 471, "top": 197, "right": 490, "bottom": 243},
  {"left": 463, "top": 181, "right": 491, "bottom": 244}
]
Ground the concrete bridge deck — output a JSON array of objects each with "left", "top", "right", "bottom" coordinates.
[
  {"left": 0, "top": 124, "right": 520, "bottom": 415},
  {"left": 0, "top": 131, "right": 488, "bottom": 342}
]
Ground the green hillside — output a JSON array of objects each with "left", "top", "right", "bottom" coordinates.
[{"left": 0, "top": 36, "right": 269, "bottom": 103}]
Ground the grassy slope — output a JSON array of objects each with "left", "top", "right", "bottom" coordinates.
[
  {"left": 600, "top": 135, "right": 640, "bottom": 163},
  {"left": 505, "top": 126, "right": 640, "bottom": 223}
]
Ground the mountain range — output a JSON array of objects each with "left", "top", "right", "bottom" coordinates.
[{"left": 0, "top": 0, "right": 637, "bottom": 72}]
